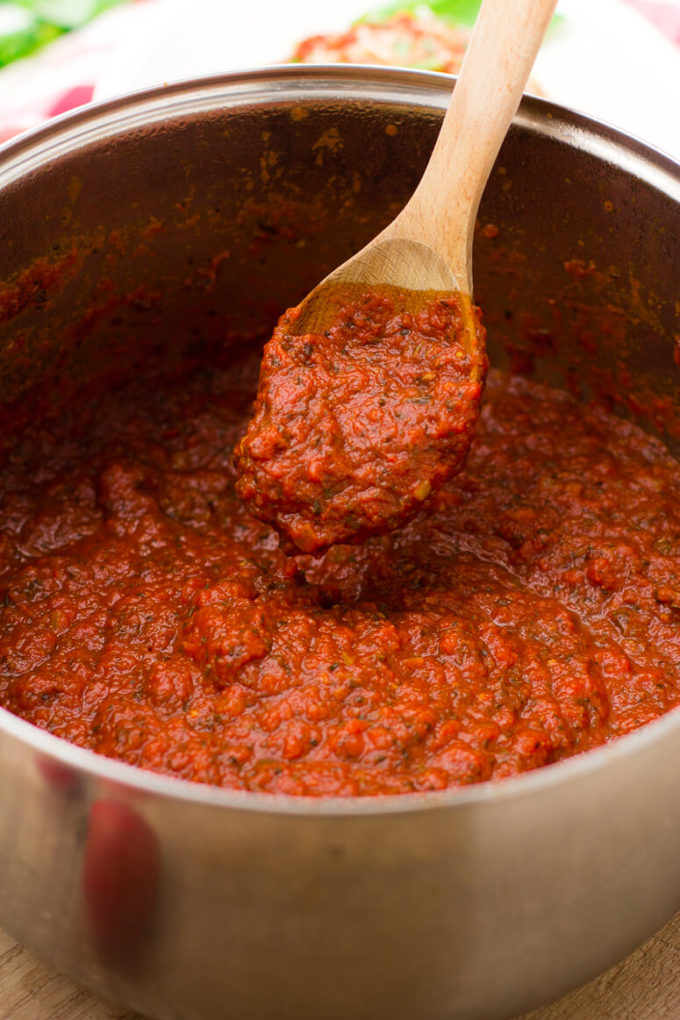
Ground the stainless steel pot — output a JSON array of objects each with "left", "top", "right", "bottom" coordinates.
[{"left": 1, "top": 67, "right": 680, "bottom": 1020}]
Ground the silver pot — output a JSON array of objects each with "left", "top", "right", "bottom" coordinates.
[{"left": 1, "top": 67, "right": 680, "bottom": 1020}]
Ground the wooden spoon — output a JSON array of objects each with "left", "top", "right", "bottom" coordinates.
[
  {"left": 236, "top": 0, "right": 558, "bottom": 554},
  {"left": 293, "top": 0, "right": 558, "bottom": 336}
]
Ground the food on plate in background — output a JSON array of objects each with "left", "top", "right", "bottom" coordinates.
[
  {"left": 291, "top": 10, "right": 469, "bottom": 74},
  {"left": 291, "top": 7, "right": 542, "bottom": 92}
]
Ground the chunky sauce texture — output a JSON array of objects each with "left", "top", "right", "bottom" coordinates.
[
  {"left": 2, "top": 346, "right": 680, "bottom": 796},
  {"left": 235, "top": 289, "right": 487, "bottom": 553}
]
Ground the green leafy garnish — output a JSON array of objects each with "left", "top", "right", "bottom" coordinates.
[
  {"left": 359, "top": 0, "right": 563, "bottom": 31},
  {"left": 14, "top": 0, "right": 126, "bottom": 30},
  {"left": 0, "top": 8, "right": 60, "bottom": 67},
  {"left": 0, "top": 0, "right": 128, "bottom": 69},
  {"left": 360, "top": 0, "right": 485, "bottom": 26}
]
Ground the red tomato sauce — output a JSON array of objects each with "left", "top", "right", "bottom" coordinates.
[
  {"left": 235, "top": 288, "right": 487, "bottom": 553},
  {"left": 1, "top": 343, "right": 680, "bottom": 796}
]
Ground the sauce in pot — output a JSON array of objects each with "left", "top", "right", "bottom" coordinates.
[{"left": 1, "top": 344, "right": 679, "bottom": 796}]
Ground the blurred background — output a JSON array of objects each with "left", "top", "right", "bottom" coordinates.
[{"left": 0, "top": 0, "right": 679, "bottom": 156}]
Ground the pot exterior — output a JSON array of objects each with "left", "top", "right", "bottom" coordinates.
[
  {"left": 1, "top": 69, "right": 680, "bottom": 1020},
  {"left": 2, "top": 712, "right": 680, "bottom": 1020}
]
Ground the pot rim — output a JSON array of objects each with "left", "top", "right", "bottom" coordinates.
[
  {"left": 2, "top": 64, "right": 680, "bottom": 817},
  {"left": 2, "top": 64, "right": 679, "bottom": 198}
]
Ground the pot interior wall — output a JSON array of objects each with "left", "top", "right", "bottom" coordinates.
[{"left": 1, "top": 87, "right": 679, "bottom": 448}]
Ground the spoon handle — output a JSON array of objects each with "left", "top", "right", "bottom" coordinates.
[{"left": 388, "top": 0, "right": 558, "bottom": 292}]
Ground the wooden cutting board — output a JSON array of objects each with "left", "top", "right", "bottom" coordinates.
[{"left": 3, "top": 909, "right": 680, "bottom": 1019}]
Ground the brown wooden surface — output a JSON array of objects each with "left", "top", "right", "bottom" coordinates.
[{"left": 2, "top": 910, "right": 680, "bottom": 1020}]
